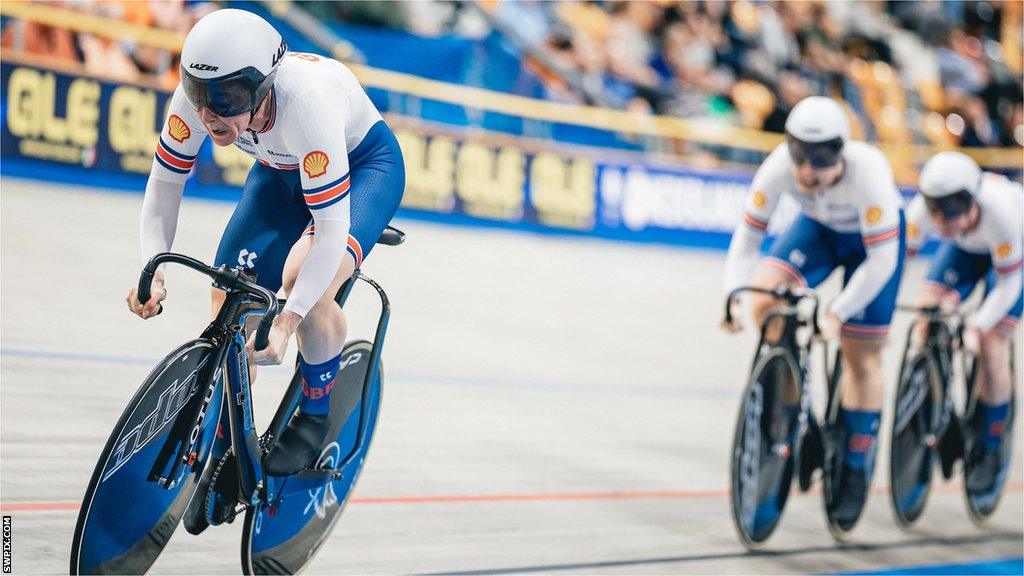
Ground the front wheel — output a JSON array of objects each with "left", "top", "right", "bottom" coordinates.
[
  {"left": 70, "top": 339, "right": 223, "bottom": 574},
  {"left": 241, "top": 340, "right": 383, "bottom": 574},
  {"left": 889, "top": 352, "right": 943, "bottom": 529},
  {"left": 729, "top": 347, "right": 803, "bottom": 550}
]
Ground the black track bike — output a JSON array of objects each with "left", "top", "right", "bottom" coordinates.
[
  {"left": 71, "top": 227, "right": 404, "bottom": 575},
  {"left": 726, "top": 285, "right": 861, "bottom": 549},
  {"left": 889, "top": 305, "right": 1016, "bottom": 528}
]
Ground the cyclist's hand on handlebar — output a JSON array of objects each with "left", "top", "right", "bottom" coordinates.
[
  {"left": 818, "top": 310, "right": 843, "bottom": 342},
  {"left": 126, "top": 270, "right": 166, "bottom": 319},
  {"left": 962, "top": 324, "right": 981, "bottom": 355},
  {"left": 246, "top": 312, "right": 299, "bottom": 365},
  {"left": 719, "top": 299, "right": 743, "bottom": 333}
]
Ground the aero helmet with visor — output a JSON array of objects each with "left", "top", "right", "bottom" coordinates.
[
  {"left": 918, "top": 151, "right": 982, "bottom": 219},
  {"left": 180, "top": 9, "right": 286, "bottom": 118},
  {"left": 784, "top": 96, "right": 851, "bottom": 169}
]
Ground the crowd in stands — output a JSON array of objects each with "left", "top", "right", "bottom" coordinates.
[
  {"left": 1, "top": 0, "right": 217, "bottom": 89},
  {"left": 4, "top": 0, "right": 1021, "bottom": 155},
  {"left": 308, "top": 0, "right": 1023, "bottom": 152}
]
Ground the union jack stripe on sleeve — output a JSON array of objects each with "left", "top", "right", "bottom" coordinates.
[
  {"left": 743, "top": 213, "right": 768, "bottom": 231},
  {"left": 995, "top": 259, "right": 1023, "bottom": 276},
  {"left": 863, "top": 227, "right": 899, "bottom": 246},
  {"left": 303, "top": 173, "right": 350, "bottom": 210},
  {"left": 154, "top": 137, "right": 197, "bottom": 174}
]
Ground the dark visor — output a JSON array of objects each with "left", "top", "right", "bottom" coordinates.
[
  {"left": 182, "top": 66, "right": 270, "bottom": 118},
  {"left": 786, "top": 134, "right": 844, "bottom": 169},
  {"left": 923, "top": 189, "right": 973, "bottom": 219}
]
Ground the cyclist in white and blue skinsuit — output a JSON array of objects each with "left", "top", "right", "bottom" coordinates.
[
  {"left": 721, "top": 96, "right": 906, "bottom": 532},
  {"left": 906, "top": 151, "right": 1022, "bottom": 497},
  {"left": 125, "top": 9, "right": 405, "bottom": 486}
]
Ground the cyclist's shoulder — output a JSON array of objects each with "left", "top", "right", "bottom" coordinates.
[
  {"left": 843, "top": 141, "right": 890, "bottom": 172},
  {"left": 977, "top": 174, "right": 1024, "bottom": 232},
  {"left": 754, "top": 143, "right": 795, "bottom": 188},
  {"left": 275, "top": 54, "right": 360, "bottom": 100}
]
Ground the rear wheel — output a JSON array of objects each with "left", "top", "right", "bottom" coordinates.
[
  {"left": 70, "top": 340, "right": 222, "bottom": 574},
  {"left": 729, "top": 347, "right": 803, "bottom": 550},
  {"left": 889, "top": 352, "right": 942, "bottom": 529},
  {"left": 963, "top": 351, "right": 1016, "bottom": 525},
  {"left": 241, "top": 340, "right": 383, "bottom": 574}
]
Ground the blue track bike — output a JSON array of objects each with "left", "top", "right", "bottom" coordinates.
[{"left": 70, "top": 227, "right": 404, "bottom": 575}]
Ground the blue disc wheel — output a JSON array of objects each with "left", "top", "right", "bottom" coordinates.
[
  {"left": 889, "top": 354, "right": 942, "bottom": 529},
  {"left": 241, "top": 340, "right": 383, "bottom": 575},
  {"left": 70, "top": 340, "right": 223, "bottom": 575},
  {"left": 729, "top": 347, "right": 803, "bottom": 549}
]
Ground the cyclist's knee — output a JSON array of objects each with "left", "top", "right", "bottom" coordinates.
[{"left": 840, "top": 337, "right": 884, "bottom": 384}]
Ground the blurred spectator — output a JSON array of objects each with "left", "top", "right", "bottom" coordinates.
[
  {"left": 762, "top": 70, "right": 810, "bottom": 132},
  {"left": 1, "top": 17, "right": 78, "bottom": 63}
]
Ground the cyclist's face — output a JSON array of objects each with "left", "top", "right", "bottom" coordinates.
[
  {"left": 929, "top": 207, "right": 973, "bottom": 238},
  {"left": 198, "top": 107, "right": 249, "bottom": 146},
  {"left": 792, "top": 160, "right": 843, "bottom": 195}
]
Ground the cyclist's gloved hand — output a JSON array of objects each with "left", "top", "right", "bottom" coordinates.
[
  {"left": 962, "top": 324, "right": 981, "bottom": 355},
  {"left": 720, "top": 298, "right": 743, "bottom": 333},
  {"left": 126, "top": 269, "right": 166, "bottom": 319},
  {"left": 246, "top": 311, "right": 300, "bottom": 365},
  {"left": 818, "top": 310, "right": 843, "bottom": 342}
]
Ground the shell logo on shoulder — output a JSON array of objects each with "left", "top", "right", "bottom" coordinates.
[
  {"left": 303, "top": 151, "right": 329, "bottom": 179},
  {"left": 752, "top": 189, "right": 767, "bottom": 209},
  {"left": 907, "top": 223, "right": 919, "bottom": 239},
  {"left": 996, "top": 242, "right": 1012, "bottom": 259},
  {"left": 167, "top": 115, "right": 191, "bottom": 143},
  {"left": 865, "top": 205, "right": 883, "bottom": 225}
]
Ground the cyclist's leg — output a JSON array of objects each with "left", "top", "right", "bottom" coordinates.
[
  {"left": 750, "top": 214, "right": 835, "bottom": 342},
  {"left": 267, "top": 122, "right": 404, "bottom": 475},
  {"left": 974, "top": 267, "right": 1021, "bottom": 454},
  {"left": 210, "top": 162, "right": 312, "bottom": 320}
]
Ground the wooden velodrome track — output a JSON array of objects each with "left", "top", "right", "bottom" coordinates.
[{"left": 1, "top": 178, "right": 1021, "bottom": 574}]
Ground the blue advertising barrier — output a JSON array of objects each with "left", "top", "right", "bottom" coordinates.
[{"left": 3, "top": 60, "right": 929, "bottom": 254}]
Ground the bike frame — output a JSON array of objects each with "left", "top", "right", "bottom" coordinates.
[{"left": 138, "top": 253, "right": 392, "bottom": 512}]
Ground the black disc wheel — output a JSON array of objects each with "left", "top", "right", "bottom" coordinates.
[
  {"left": 730, "top": 347, "right": 803, "bottom": 550},
  {"left": 964, "top": 370, "right": 1016, "bottom": 526},
  {"left": 889, "top": 353, "right": 942, "bottom": 529},
  {"left": 71, "top": 339, "right": 223, "bottom": 574}
]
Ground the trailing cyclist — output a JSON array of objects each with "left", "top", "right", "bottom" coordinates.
[
  {"left": 905, "top": 151, "right": 1022, "bottom": 498},
  {"left": 123, "top": 9, "right": 405, "bottom": 524},
  {"left": 720, "top": 96, "right": 906, "bottom": 532}
]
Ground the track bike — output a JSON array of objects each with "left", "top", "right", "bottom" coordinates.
[
  {"left": 726, "top": 285, "right": 863, "bottom": 549},
  {"left": 71, "top": 227, "right": 404, "bottom": 575},
  {"left": 889, "top": 304, "right": 1016, "bottom": 528}
]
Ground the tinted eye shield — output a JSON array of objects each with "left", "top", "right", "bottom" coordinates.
[
  {"left": 181, "top": 66, "right": 267, "bottom": 118},
  {"left": 786, "top": 134, "right": 844, "bottom": 169},
  {"left": 923, "top": 190, "right": 973, "bottom": 219}
]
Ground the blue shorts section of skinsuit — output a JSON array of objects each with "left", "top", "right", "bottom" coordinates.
[
  {"left": 924, "top": 242, "right": 1023, "bottom": 331},
  {"left": 763, "top": 212, "right": 906, "bottom": 339},
  {"left": 214, "top": 121, "right": 404, "bottom": 293}
]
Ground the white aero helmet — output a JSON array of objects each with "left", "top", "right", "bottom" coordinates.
[
  {"left": 180, "top": 9, "right": 287, "bottom": 117},
  {"left": 784, "top": 96, "right": 850, "bottom": 168},
  {"left": 918, "top": 151, "right": 982, "bottom": 217}
]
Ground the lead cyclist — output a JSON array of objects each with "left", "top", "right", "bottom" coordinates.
[
  {"left": 906, "top": 151, "right": 1023, "bottom": 496},
  {"left": 123, "top": 9, "right": 405, "bottom": 502},
  {"left": 720, "top": 96, "right": 906, "bottom": 532}
]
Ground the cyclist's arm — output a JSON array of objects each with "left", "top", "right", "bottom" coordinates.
[
  {"left": 723, "top": 145, "right": 787, "bottom": 296},
  {"left": 281, "top": 88, "right": 352, "bottom": 319},
  {"left": 972, "top": 223, "right": 1023, "bottom": 332},
  {"left": 904, "top": 194, "right": 931, "bottom": 256},
  {"left": 830, "top": 152, "right": 902, "bottom": 321},
  {"left": 141, "top": 87, "right": 207, "bottom": 264}
]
